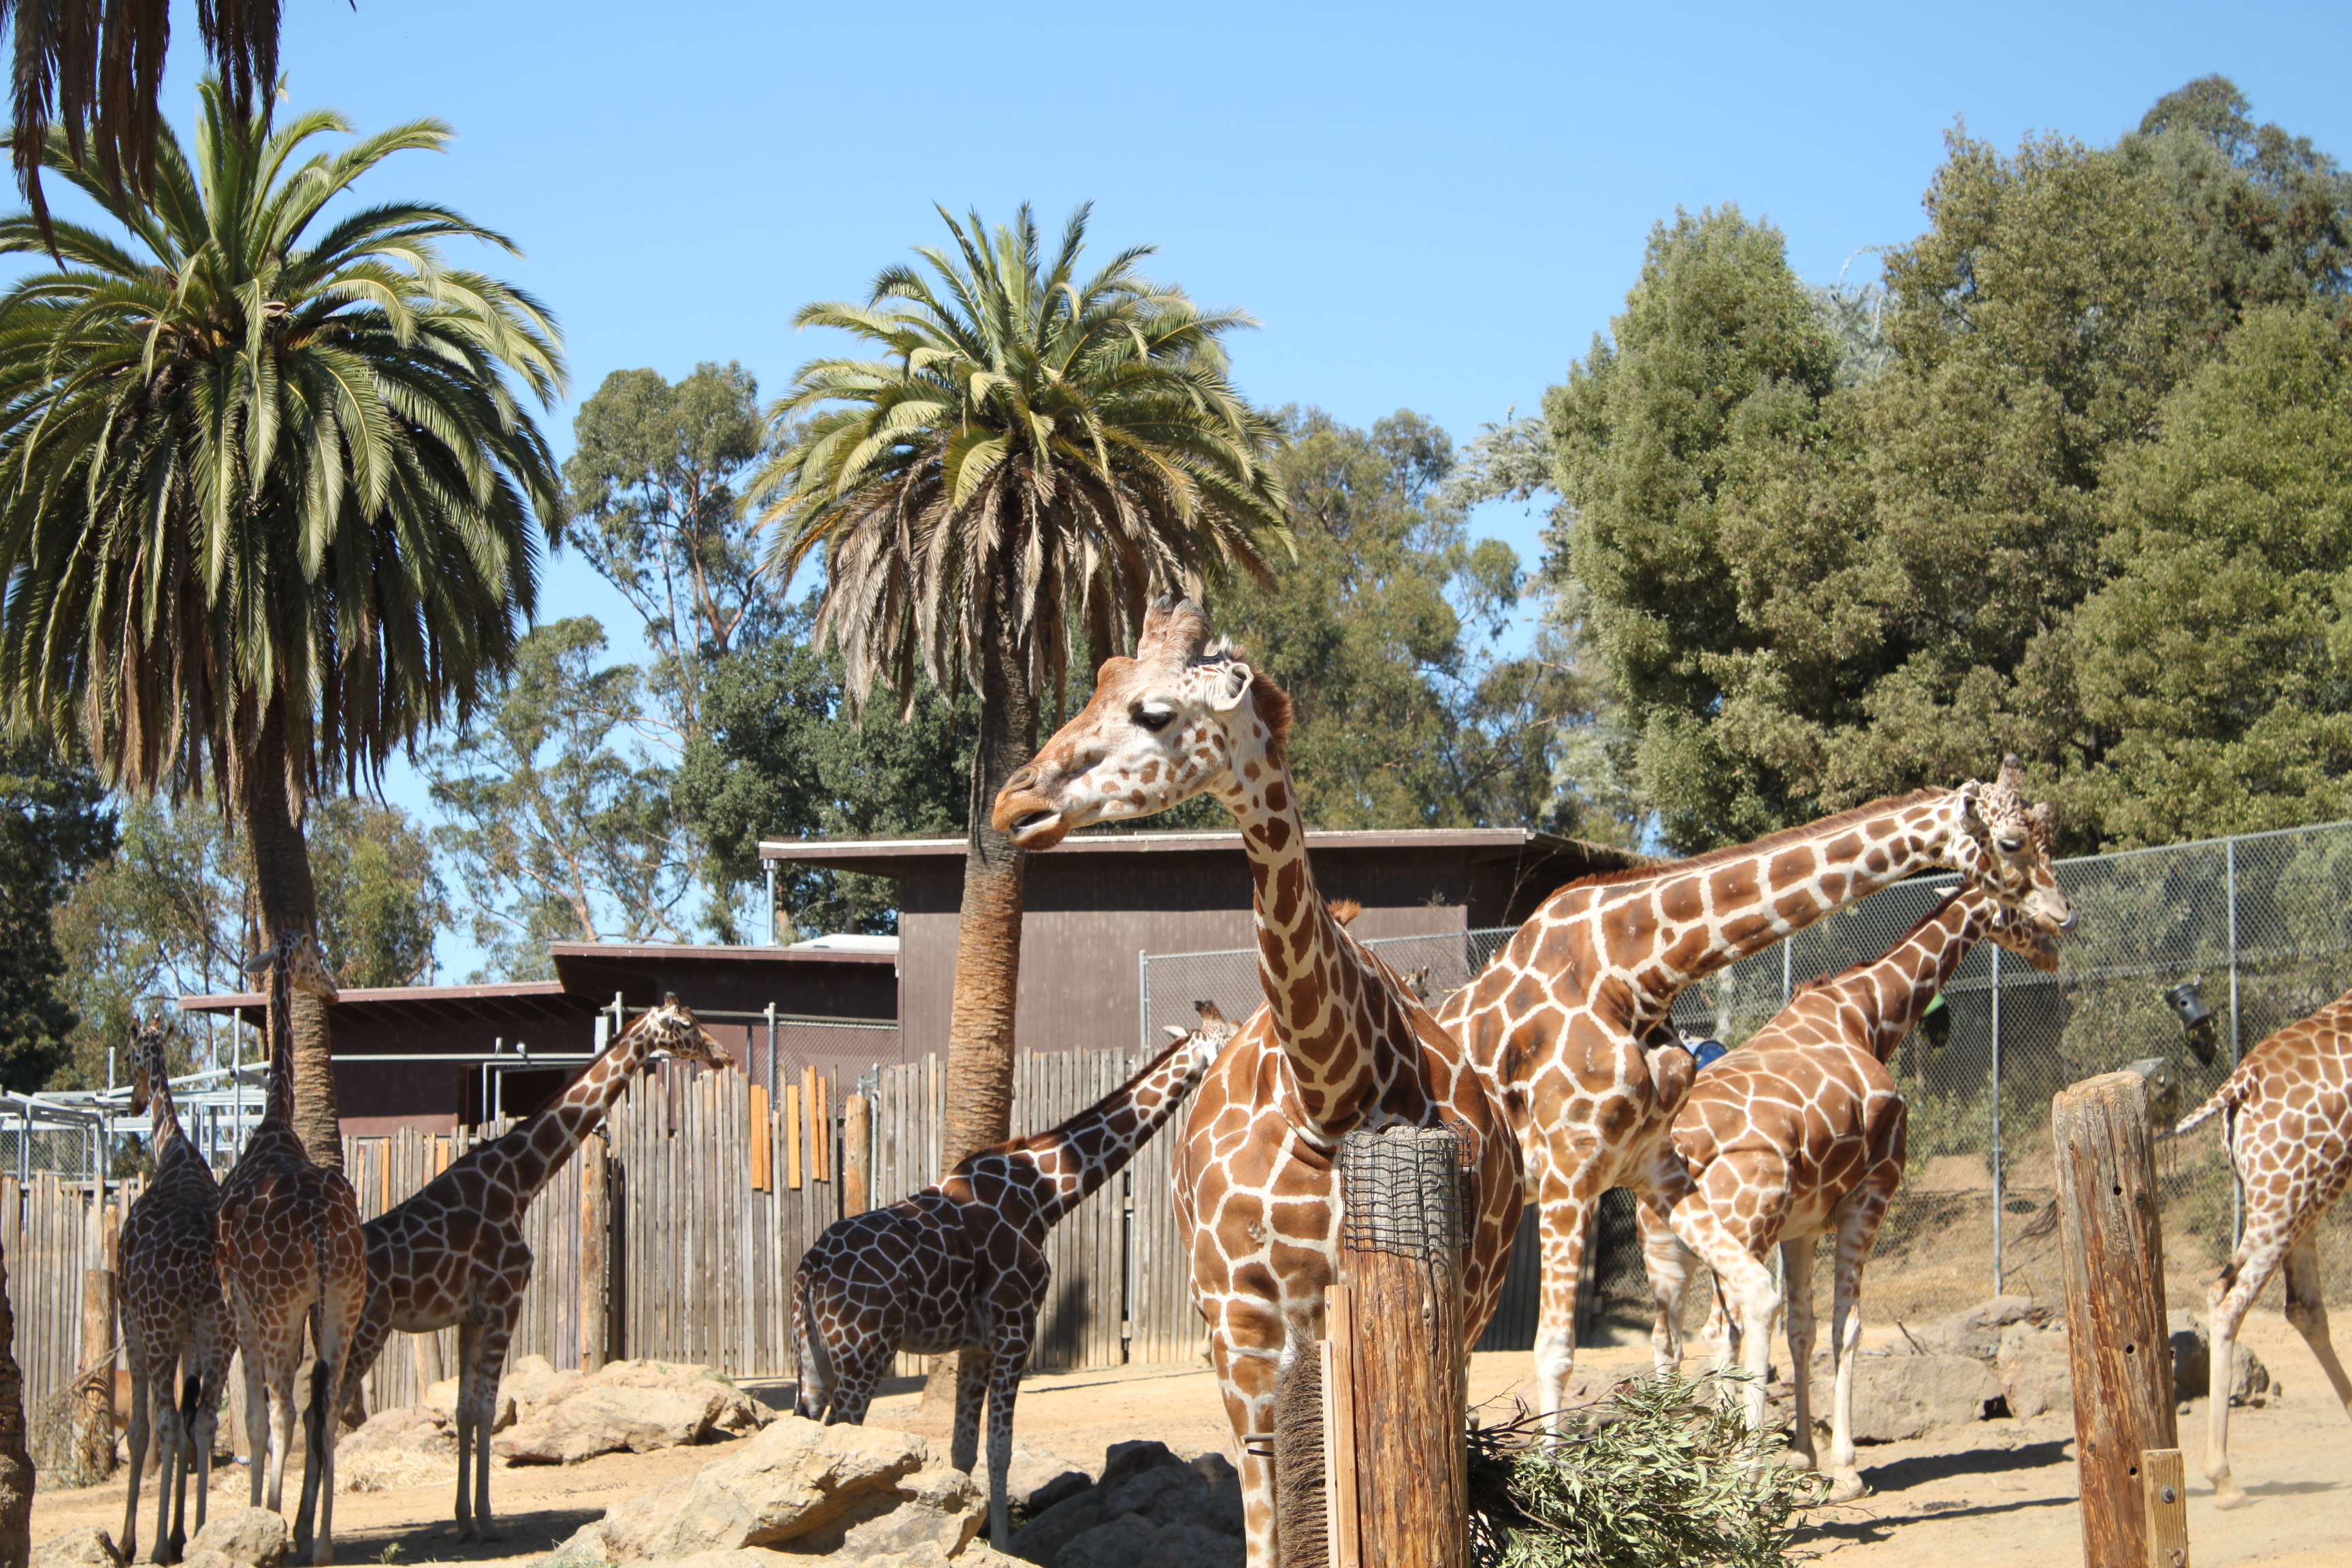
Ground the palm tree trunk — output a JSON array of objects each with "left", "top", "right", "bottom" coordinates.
[
  {"left": 941, "top": 627, "right": 1039, "bottom": 1167},
  {"left": 243, "top": 698, "right": 342, "bottom": 1169},
  {"left": 0, "top": 1235, "right": 33, "bottom": 1567}
]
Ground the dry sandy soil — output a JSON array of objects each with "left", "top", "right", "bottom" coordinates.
[{"left": 27, "top": 1307, "right": 2345, "bottom": 1567}]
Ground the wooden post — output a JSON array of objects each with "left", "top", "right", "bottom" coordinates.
[
  {"left": 412, "top": 1329, "right": 444, "bottom": 1393},
  {"left": 73, "top": 1269, "right": 117, "bottom": 1480},
  {"left": 581, "top": 1130, "right": 609, "bottom": 1372},
  {"left": 843, "top": 1094, "right": 870, "bottom": 1215},
  {"left": 2053, "top": 1071, "right": 2181, "bottom": 1568},
  {"left": 1320, "top": 1124, "right": 1468, "bottom": 1568},
  {"left": 2142, "top": 1448, "right": 2189, "bottom": 1568}
]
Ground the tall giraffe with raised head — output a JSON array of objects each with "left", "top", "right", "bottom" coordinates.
[
  {"left": 1656, "top": 881, "right": 2063, "bottom": 1500},
  {"left": 1434, "top": 758, "right": 2076, "bottom": 1428},
  {"left": 215, "top": 932, "right": 366, "bottom": 1565},
  {"left": 2168, "top": 992, "right": 2352, "bottom": 1508},
  {"left": 339, "top": 995, "right": 733, "bottom": 1542},
  {"left": 118, "top": 1019, "right": 227, "bottom": 1564},
  {"left": 793, "top": 1002, "right": 1238, "bottom": 1546},
  {"left": 993, "top": 599, "right": 1526, "bottom": 1565}
]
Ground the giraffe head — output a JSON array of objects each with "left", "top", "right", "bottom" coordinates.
[
  {"left": 994, "top": 598, "right": 1285, "bottom": 850},
  {"left": 1946, "top": 756, "right": 2074, "bottom": 938},
  {"left": 636, "top": 994, "right": 734, "bottom": 1071},
  {"left": 125, "top": 1017, "right": 174, "bottom": 1116}
]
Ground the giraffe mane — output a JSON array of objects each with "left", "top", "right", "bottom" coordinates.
[
  {"left": 1791, "top": 884, "right": 1970, "bottom": 995},
  {"left": 1553, "top": 788, "right": 1949, "bottom": 896}
]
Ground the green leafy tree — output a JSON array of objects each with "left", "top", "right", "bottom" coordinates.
[
  {"left": 677, "top": 597, "right": 973, "bottom": 939},
  {"left": 0, "top": 740, "right": 113, "bottom": 1088},
  {"left": 310, "top": 798, "right": 449, "bottom": 987},
  {"left": 758, "top": 202, "right": 1288, "bottom": 1163},
  {"left": 0, "top": 86, "right": 564, "bottom": 1160},
  {"left": 426, "top": 617, "right": 691, "bottom": 980}
]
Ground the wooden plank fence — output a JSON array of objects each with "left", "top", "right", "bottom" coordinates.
[{"left": 1, "top": 1045, "right": 1216, "bottom": 1423}]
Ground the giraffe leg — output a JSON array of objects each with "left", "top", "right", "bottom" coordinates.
[
  {"left": 983, "top": 1316, "right": 1035, "bottom": 1546},
  {"left": 949, "top": 1348, "right": 986, "bottom": 1477},
  {"left": 237, "top": 1333, "right": 269, "bottom": 1510},
  {"left": 1207, "top": 1315, "right": 1282, "bottom": 1568},
  {"left": 122, "top": 1358, "right": 152, "bottom": 1564},
  {"left": 1670, "top": 1196, "right": 1777, "bottom": 1447},
  {"left": 1781, "top": 1236, "right": 1819, "bottom": 1474},
  {"left": 184, "top": 1359, "right": 220, "bottom": 1546},
  {"left": 1636, "top": 1198, "right": 1693, "bottom": 1375},
  {"left": 817, "top": 1339, "right": 895, "bottom": 1426},
  {"left": 2204, "top": 1224, "right": 2290, "bottom": 1509},
  {"left": 2281, "top": 1235, "right": 2352, "bottom": 1420},
  {"left": 1820, "top": 1175, "right": 1895, "bottom": 1503},
  {"left": 1532, "top": 1166, "right": 1597, "bottom": 1433},
  {"left": 451, "top": 1320, "right": 486, "bottom": 1540},
  {"left": 462, "top": 1310, "right": 519, "bottom": 1542}
]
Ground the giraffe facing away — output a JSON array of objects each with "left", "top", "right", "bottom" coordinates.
[
  {"left": 792, "top": 1002, "right": 1239, "bottom": 1547},
  {"left": 118, "top": 1019, "right": 228, "bottom": 1565},
  {"left": 992, "top": 600, "right": 1527, "bottom": 1567},
  {"left": 214, "top": 932, "right": 367, "bottom": 1566},
  {"left": 1654, "top": 883, "right": 2064, "bottom": 1501},
  {"left": 1433, "top": 757, "right": 2076, "bottom": 1430},
  {"left": 2167, "top": 990, "right": 2352, "bottom": 1508},
  {"left": 338, "top": 996, "right": 733, "bottom": 1543}
]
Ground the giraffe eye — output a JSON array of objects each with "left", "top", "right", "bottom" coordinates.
[
  {"left": 1134, "top": 706, "right": 1173, "bottom": 734},
  {"left": 1996, "top": 834, "right": 2024, "bottom": 853}
]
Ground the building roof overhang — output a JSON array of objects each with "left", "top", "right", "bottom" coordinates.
[{"left": 758, "top": 826, "right": 1646, "bottom": 879}]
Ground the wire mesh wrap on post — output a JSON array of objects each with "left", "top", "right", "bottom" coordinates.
[{"left": 1339, "top": 1124, "right": 1465, "bottom": 1260}]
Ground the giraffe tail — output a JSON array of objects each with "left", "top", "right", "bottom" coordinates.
[
  {"left": 2165, "top": 1056, "right": 2257, "bottom": 1141},
  {"left": 792, "top": 1272, "right": 832, "bottom": 1422}
]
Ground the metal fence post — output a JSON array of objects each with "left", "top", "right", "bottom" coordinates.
[
  {"left": 2225, "top": 838, "right": 2243, "bottom": 1243},
  {"left": 1989, "top": 945, "right": 2005, "bottom": 1296}
]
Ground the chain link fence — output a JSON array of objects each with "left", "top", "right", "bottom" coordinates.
[{"left": 1140, "top": 819, "right": 2352, "bottom": 1341}]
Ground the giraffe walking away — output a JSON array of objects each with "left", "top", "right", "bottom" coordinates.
[
  {"left": 1656, "top": 883, "right": 2063, "bottom": 1501},
  {"left": 214, "top": 934, "right": 366, "bottom": 1567},
  {"left": 118, "top": 1019, "right": 229, "bottom": 1564},
  {"left": 338, "top": 996, "right": 732, "bottom": 1544},
  {"left": 993, "top": 599, "right": 1527, "bottom": 1566},
  {"left": 1434, "top": 757, "right": 2076, "bottom": 1431},
  {"left": 2168, "top": 992, "right": 2352, "bottom": 1508},
  {"left": 791, "top": 1003, "right": 1238, "bottom": 1547}
]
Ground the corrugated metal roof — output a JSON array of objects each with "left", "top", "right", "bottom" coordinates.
[
  {"left": 546, "top": 941, "right": 896, "bottom": 965},
  {"left": 180, "top": 979, "right": 573, "bottom": 1012},
  {"left": 759, "top": 826, "right": 1636, "bottom": 872}
]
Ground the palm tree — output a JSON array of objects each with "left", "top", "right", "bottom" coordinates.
[
  {"left": 762, "top": 202, "right": 1288, "bottom": 1164},
  {"left": 0, "top": 81, "right": 565, "bottom": 1165}
]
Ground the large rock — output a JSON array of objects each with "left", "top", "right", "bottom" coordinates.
[
  {"left": 566, "top": 1414, "right": 930, "bottom": 1563},
  {"left": 2166, "top": 1312, "right": 2276, "bottom": 1407},
  {"left": 1918, "top": 1296, "right": 2051, "bottom": 1362},
  {"left": 1997, "top": 1322, "right": 2074, "bottom": 1420},
  {"left": 1006, "top": 1492, "right": 1109, "bottom": 1565},
  {"left": 503, "top": 1353, "right": 585, "bottom": 1411},
  {"left": 1096, "top": 1439, "right": 1187, "bottom": 1498},
  {"left": 1058, "top": 1515, "right": 1243, "bottom": 1568},
  {"left": 423, "top": 1375, "right": 518, "bottom": 1431},
  {"left": 31, "top": 1527, "right": 122, "bottom": 1568},
  {"left": 1842, "top": 1352, "right": 2001, "bottom": 1442},
  {"left": 496, "top": 1362, "right": 766, "bottom": 1465},
  {"left": 1009, "top": 1444, "right": 1088, "bottom": 1512},
  {"left": 182, "top": 1508, "right": 289, "bottom": 1568},
  {"left": 821, "top": 1466, "right": 984, "bottom": 1560}
]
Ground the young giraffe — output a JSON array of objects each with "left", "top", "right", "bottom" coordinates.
[
  {"left": 119, "top": 1019, "right": 229, "bottom": 1565},
  {"left": 791, "top": 1002, "right": 1239, "bottom": 1546},
  {"left": 2168, "top": 990, "right": 2352, "bottom": 1508},
  {"left": 215, "top": 932, "right": 367, "bottom": 1566},
  {"left": 1652, "top": 882, "right": 2063, "bottom": 1501},
  {"left": 1433, "top": 757, "right": 2076, "bottom": 1430},
  {"left": 993, "top": 599, "right": 1526, "bottom": 1567},
  {"left": 338, "top": 995, "right": 733, "bottom": 1543}
]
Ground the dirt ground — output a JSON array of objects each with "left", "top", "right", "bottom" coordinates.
[{"left": 27, "top": 1307, "right": 2347, "bottom": 1567}]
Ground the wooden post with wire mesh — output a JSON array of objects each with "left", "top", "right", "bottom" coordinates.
[
  {"left": 2052, "top": 1071, "right": 2187, "bottom": 1568},
  {"left": 1274, "top": 1124, "right": 1469, "bottom": 1567}
]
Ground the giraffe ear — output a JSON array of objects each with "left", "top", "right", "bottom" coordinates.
[{"left": 1207, "top": 659, "right": 1254, "bottom": 714}]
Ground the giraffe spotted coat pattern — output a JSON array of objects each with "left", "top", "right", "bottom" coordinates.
[
  {"left": 118, "top": 1019, "right": 227, "bottom": 1565},
  {"left": 993, "top": 599, "right": 1526, "bottom": 1567},
  {"left": 1656, "top": 883, "right": 2063, "bottom": 1501},
  {"left": 792, "top": 1007, "right": 1235, "bottom": 1547},
  {"left": 2169, "top": 992, "right": 2352, "bottom": 1508},
  {"left": 339, "top": 996, "right": 732, "bottom": 1542},
  {"left": 1434, "top": 757, "right": 2076, "bottom": 1430},
  {"left": 215, "top": 932, "right": 366, "bottom": 1566}
]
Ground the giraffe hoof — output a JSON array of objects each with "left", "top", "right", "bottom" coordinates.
[
  {"left": 2213, "top": 1484, "right": 2251, "bottom": 1511},
  {"left": 1825, "top": 1472, "right": 1869, "bottom": 1504}
]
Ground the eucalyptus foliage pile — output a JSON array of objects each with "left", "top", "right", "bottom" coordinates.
[{"left": 1467, "top": 1369, "right": 1828, "bottom": 1568}]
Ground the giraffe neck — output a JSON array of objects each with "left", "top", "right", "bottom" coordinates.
[
  {"left": 147, "top": 1074, "right": 184, "bottom": 1157},
  {"left": 260, "top": 948, "right": 299, "bottom": 1133},
  {"left": 1017, "top": 1036, "right": 1209, "bottom": 1227},
  {"left": 497, "top": 1011, "right": 665, "bottom": 1204},
  {"left": 1209, "top": 691, "right": 1384, "bottom": 1128},
  {"left": 1618, "top": 791, "right": 1969, "bottom": 1014},
  {"left": 1826, "top": 890, "right": 1999, "bottom": 1063}
]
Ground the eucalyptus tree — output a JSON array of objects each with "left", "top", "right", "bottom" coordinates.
[
  {"left": 760, "top": 202, "right": 1288, "bottom": 1162},
  {"left": 0, "top": 82, "right": 564, "bottom": 1163}
]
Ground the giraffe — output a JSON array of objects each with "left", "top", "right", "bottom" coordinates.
[
  {"left": 214, "top": 932, "right": 367, "bottom": 1566},
  {"left": 992, "top": 599, "right": 1526, "bottom": 1566},
  {"left": 118, "top": 1019, "right": 229, "bottom": 1565},
  {"left": 1433, "top": 757, "right": 2076, "bottom": 1430},
  {"left": 338, "top": 995, "right": 733, "bottom": 1543},
  {"left": 1650, "top": 883, "right": 2063, "bottom": 1501},
  {"left": 791, "top": 1001, "right": 1239, "bottom": 1547},
  {"left": 2168, "top": 989, "right": 2352, "bottom": 1508}
]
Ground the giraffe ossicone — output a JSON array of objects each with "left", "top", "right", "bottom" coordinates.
[
  {"left": 993, "top": 597, "right": 1526, "bottom": 1567},
  {"left": 791, "top": 1002, "right": 1237, "bottom": 1548},
  {"left": 338, "top": 993, "right": 732, "bottom": 1544}
]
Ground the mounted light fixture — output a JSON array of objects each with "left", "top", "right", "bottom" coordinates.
[{"left": 2163, "top": 979, "right": 2219, "bottom": 1066}]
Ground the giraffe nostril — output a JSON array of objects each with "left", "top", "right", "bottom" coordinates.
[{"left": 1006, "top": 767, "right": 1037, "bottom": 794}]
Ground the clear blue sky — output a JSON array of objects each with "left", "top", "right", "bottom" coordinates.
[{"left": 90, "top": 0, "right": 2352, "bottom": 969}]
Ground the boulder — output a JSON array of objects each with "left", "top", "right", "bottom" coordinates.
[
  {"left": 1058, "top": 1514, "right": 1243, "bottom": 1568},
  {"left": 31, "top": 1527, "right": 122, "bottom": 1568},
  {"left": 1023, "top": 1468, "right": 1094, "bottom": 1514},
  {"left": 1918, "top": 1296, "right": 2051, "bottom": 1362},
  {"left": 336, "top": 1404, "right": 457, "bottom": 1493},
  {"left": 821, "top": 1466, "right": 984, "bottom": 1561},
  {"left": 504, "top": 1353, "right": 586, "bottom": 1411},
  {"left": 1096, "top": 1439, "right": 1187, "bottom": 1499},
  {"left": 495, "top": 1362, "right": 764, "bottom": 1465},
  {"left": 1102, "top": 1463, "right": 1209, "bottom": 1527},
  {"left": 423, "top": 1375, "right": 519, "bottom": 1431},
  {"left": 2166, "top": 1312, "right": 2276, "bottom": 1407},
  {"left": 1997, "top": 1322, "right": 2074, "bottom": 1420},
  {"left": 182, "top": 1508, "right": 289, "bottom": 1568},
  {"left": 1006, "top": 1492, "right": 1108, "bottom": 1565},
  {"left": 1843, "top": 1352, "right": 2001, "bottom": 1441}
]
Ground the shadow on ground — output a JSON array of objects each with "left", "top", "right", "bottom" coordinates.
[{"left": 334, "top": 1503, "right": 606, "bottom": 1564}]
